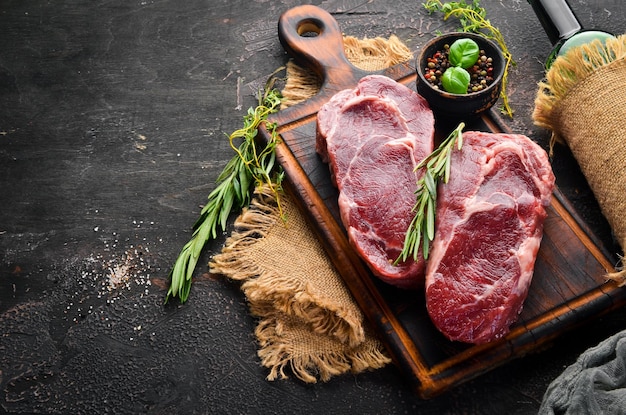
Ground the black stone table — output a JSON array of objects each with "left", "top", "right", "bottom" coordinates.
[{"left": 1, "top": 1, "right": 624, "bottom": 413}]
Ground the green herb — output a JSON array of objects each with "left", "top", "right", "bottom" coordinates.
[
  {"left": 440, "top": 38, "right": 478, "bottom": 94},
  {"left": 424, "top": 0, "right": 515, "bottom": 117},
  {"left": 441, "top": 65, "right": 471, "bottom": 94},
  {"left": 165, "top": 77, "right": 284, "bottom": 304},
  {"left": 395, "top": 122, "right": 464, "bottom": 263},
  {"left": 448, "top": 38, "right": 480, "bottom": 68}
]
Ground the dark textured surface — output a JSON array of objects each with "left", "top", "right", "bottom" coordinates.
[{"left": 0, "top": 0, "right": 624, "bottom": 413}]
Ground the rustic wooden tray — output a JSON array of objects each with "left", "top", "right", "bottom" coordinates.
[{"left": 260, "top": 5, "right": 625, "bottom": 398}]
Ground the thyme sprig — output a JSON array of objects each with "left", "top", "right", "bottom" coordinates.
[
  {"left": 424, "top": 0, "right": 515, "bottom": 117},
  {"left": 396, "top": 122, "right": 464, "bottom": 263},
  {"left": 165, "top": 78, "right": 284, "bottom": 304}
]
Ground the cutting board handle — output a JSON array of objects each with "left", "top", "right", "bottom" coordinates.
[{"left": 278, "top": 5, "right": 365, "bottom": 90}]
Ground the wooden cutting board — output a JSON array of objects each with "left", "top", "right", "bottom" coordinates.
[{"left": 260, "top": 4, "right": 625, "bottom": 398}]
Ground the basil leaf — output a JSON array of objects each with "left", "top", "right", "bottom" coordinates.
[
  {"left": 441, "top": 66, "right": 470, "bottom": 94},
  {"left": 449, "top": 38, "right": 480, "bottom": 69}
]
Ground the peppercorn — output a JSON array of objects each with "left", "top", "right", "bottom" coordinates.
[{"left": 423, "top": 47, "right": 495, "bottom": 94}]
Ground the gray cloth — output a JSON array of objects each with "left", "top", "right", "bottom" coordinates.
[{"left": 539, "top": 329, "right": 626, "bottom": 415}]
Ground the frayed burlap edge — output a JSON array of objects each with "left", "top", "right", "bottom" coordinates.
[
  {"left": 209, "top": 188, "right": 391, "bottom": 383},
  {"left": 210, "top": 186, "right": 391, "bottom": 382},
  {"left": 612, "top": 255, "right": 626, "bottom": 286},
  {"left": 280, "top": 35, "right": 413, "bottom": 108},
  {"left": 532, "top": 34, "right": 626, "bottom": 284},
  {"left": 256, "top": 315, "right": 390, "bottom": 383},
  {"left": 210, "top": 186, "right": 366, "bottom": 347},
  {"left": 533, "top": 34, "right": 626, "bottom": 152}
]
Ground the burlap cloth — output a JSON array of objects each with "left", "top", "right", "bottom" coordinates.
[
  {"left": 534, "top": 35, "right": 626, "bottom": 412},
  {"left": 210, "top": 36, "right": 413, "bottom": 383},
  {"left": 533, "top": 34, "right": 626, "bottom": 283}
]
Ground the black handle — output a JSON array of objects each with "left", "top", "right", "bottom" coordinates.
[{"left": 527, "top": 0, "right": 582, "bottom": 45}]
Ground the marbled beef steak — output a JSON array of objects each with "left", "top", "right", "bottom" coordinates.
[
  {"left": 316, "top": 75, "right": 435, "bottom": 288},
  {"left": 425, "top": 131, "right": 555, "bottom": 344}
]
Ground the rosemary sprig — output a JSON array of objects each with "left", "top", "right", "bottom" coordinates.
[
  {"left": 165, "top": 78, "right": 284, "bottom": 304},
  {"left": 423, "top": 0, "right": 515, "bottom": 117},
  {"left": 396, "top": 122, "right": 465, "bottom": 264}
]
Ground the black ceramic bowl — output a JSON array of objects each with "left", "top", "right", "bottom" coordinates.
[{"left": 416, "top": 32, "right": 505, "bottom": 121}]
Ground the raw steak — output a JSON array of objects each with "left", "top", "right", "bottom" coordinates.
[
  {"left": 316, "top": 75, "right": 435, "bottom": 288},
  {"left": 425, "top": 131, "right": 555, "bottom": 344}
]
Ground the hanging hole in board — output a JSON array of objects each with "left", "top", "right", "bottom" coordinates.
[{"left": 297, "top": 19, "right": 322, "bottom": 37}]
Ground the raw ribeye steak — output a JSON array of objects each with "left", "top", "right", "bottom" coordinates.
[
  {"left": 425, "top": 131, "right": 555, "bottom": 344},
  {"left": 316, "top": 75, "right": 434, "bottom": 289}
]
